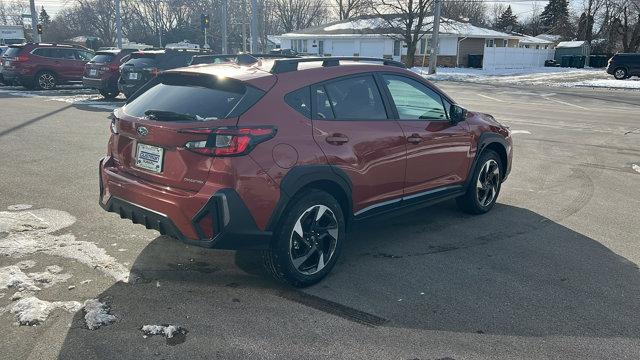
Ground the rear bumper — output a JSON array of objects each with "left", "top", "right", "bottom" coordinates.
[
  {"left": 83, "top": 76, "right": 116, "bottom": 90},
  {"left": 118, "top": 81, "right": 142, "bottom": 97},
  {"left": 99, "top": 157, "right": 272, "bottom": 250}
]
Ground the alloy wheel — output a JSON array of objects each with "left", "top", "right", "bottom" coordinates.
[
  {"left": 38, "top": 73, "right": 56, "bottom": 89},
  {"left": 289, "top": 205, "right": 339, "bottom": 275},
  {"left": 476, "top": 159, "right": 500, "bottom": 207}
]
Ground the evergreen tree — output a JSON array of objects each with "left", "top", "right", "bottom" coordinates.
[
  {"left": 39, "top": 6, "right": 50, "bottom": 27},
  {"left": 576, "top": 12, "right": 594, "bottom": 41},
  {"left": 495, "top": 5, "right": 519, "bottom": 32},
  {"left": 540, "top": 0, "right": 574, "bottom": 38}
]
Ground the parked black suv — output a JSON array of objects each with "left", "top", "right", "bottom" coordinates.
[
  {"left": 118, "top": 49, "right": 206, "bottom": 98},
  {"left": 606, "top": 53, "right": 640, "bottom": 80}
]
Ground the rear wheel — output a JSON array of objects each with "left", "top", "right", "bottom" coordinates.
[
  {"left": 34, "top": 71, "right": 57, "bottom": 90},
  {"left": 99, "top": 89, "right": 119, "bottom": 99},
  {"left": 264, "top": 190, "right": 344, "bottom": 287},
  {"left": 613, "top": 67, "right": 628, "bottom": 80},
  {"left": 457, "top": 149, "right": 502, "bottom": 214}
]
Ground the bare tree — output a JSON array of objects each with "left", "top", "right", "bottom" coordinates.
[
  {"left": 335, "top": 0, "right": 370, "bottom": 20},
  {"left": 441, "top": 0, "right": 488, "bottom": 26},
  {"left": 489, "top": 3, "right": 507, "bottom": 28},
  {"left": 373, "top": 0, "right": 434, "bottom": 67},
  {"left": 273, "top": 0, "right": 328, "bottom": 32}
]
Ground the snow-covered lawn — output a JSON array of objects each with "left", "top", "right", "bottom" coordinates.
[{"left": 413, "top": 67, "right": 640, "bottom": 90}]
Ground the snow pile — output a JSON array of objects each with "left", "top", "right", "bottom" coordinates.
[
  {"left": 0, "top": 87, "right": 121, "bottom": 111},
  {"left": 0, "top": 208, "right": 130, "bottom": 282},
  {"left": 27, "top": 267, "right": 73, "bottom": 288},
  {"left": 8, "top": 296, "right": 82, "bottom": 325},
  {"left": 141, "top": 324, "right": 185, "bottom": 339},
  {"left": 7, "top": 204, "right": 33, "bottom": 211},
  {"left": 83, "top": 299, "right": 116, "bottom": 330},
  {"left": 0, "top": 266, "right": 40, "bottom": 291},
  {"left": 413, "top": 66, "right": 640, "bottom": 90}
]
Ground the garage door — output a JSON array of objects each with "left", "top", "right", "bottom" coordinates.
[
  {"left": 359, "top": 40, "right": 385, "bottom": 58},
  {"left": 332, "top": 40, "right": 354, "bottom": 56}
]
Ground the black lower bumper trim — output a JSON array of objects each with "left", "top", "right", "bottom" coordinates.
[{"left": 100, "top": 190, "right": 272, "bottom": 250}]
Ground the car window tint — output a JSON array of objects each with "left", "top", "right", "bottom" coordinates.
[
  {"left": 91, "top": 54, "right": 115, "bottom": 63},
  {"left": 55, "top": 49, "right": 76, "bottom": 60},
  {"left": 324, "top": 75, "right": 386, "bottom": 120},
  {"left": 285, "top": 87, "right": 311, "bottom": 118},
  {"left": 76, "top": 50, "right": 93, "bottom": 61},
  {"left": 33, "top": 48, "right": 54, "bottom": 58},
  {"left": 124, "top": 75, "right": 251, "bottom": 119},
  {"left": 314, "top": 86, "right": 334, "bottom": 120},
  {"left": 382, "top": 74, "right": 447, "bottom": 120},
  {"left": 4, "top": 47, "right": 22, "bottom": 57}
]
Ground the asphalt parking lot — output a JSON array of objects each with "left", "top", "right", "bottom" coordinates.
[{"left": 0, "top": 80, "right": 639, "bottom": 359}]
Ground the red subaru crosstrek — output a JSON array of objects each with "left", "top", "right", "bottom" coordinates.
[
  {"left": 1, "top": 43, "right": 94, "bottom": 89},
  {"left": 99, "top": 57, "right": 512, "bottom": 287}
]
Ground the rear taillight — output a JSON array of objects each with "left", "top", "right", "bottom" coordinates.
[
  {"left": 15, "top": 54, "right": 29, "bottom": 62},
  {"left": 180, "top": 126, "right": 277, "bottom": 156}
]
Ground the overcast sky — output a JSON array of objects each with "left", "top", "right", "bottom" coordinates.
[{"left": 28, "top": 0, "right": 581, "bottom": 23}]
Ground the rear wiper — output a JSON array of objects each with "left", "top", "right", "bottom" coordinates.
[{"left": 144, "top": 109, "right": 196, "bottom": 122}]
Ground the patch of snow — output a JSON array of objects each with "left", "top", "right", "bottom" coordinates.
[
  {"left": 0, "top": 293, "right": 4, "bottom": 298},
  {"left": 561, "top": 78, "right": 640, "bottom": 89},
  {"left": 141, "top": 324, "right": 184, "bottom": 339},
  {"left": 27, "top": 268, "right": 72, "bottom": 288},
  {"left": 7, "top": 204, "right": 32, "bottom": 211},
  {"left": 83, "top": 299, "right": 116, "bottom": 330},
  {"left": 0, "top": 208, "right": 130, "bottom": 282},
  {"left": 68, "top": 285, "right": 76, "bottom": 290},
  {"left": 632, "top": 164, "right": 640, "bottom": 174},
  {"left": 15, "top": 260, "right": 36, "bottom": 270},
  {"left": 0, "top": 266, "right": 40, "bottom": 291},
  {"left": 7, "top": 296, "right": 82, "bottom": 326},
  {"left": 80, "top": 279, "right": 92, "bottom": 285}
]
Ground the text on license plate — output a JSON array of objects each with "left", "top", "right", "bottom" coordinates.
[
  {"left": 128, "top": 72, "right": 139, "bottom": 80},
  {"left": 135, "top": 143, "right": 163, "bottom": 173},
  {"left": 89, "top": 69, "right": 97, "bottom": 76}
]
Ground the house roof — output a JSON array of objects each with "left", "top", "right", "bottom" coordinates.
[
  {"left": 556, "top": 41, "right": 586, "bottom": 48},
  {"left": 279, "top": 14, "right": 517, "bottom": 39},
  {"left": 517, "top": 34, "right": 553, "bottom": 45},
  {"left": 535, "top": 34, "right": 562, "bottom": 42}
]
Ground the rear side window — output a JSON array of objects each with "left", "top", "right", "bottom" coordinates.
[
  {"left": 313, "top": 87, "right": 335, "bottom": 120},
  {"left": 91, "top": 54, "right": 115, "bottom": 63},
  {"left": 4, "top": 47, "right": 22, "bottom": 57},
  {"left": 159, "top": 54, "right": 193, "bottom": 69},
  {"left": 33, "top": 48, "right": 55, "bottom": 58},
  {"left": 124, "top": 74, "right": 264, "bottom": 120},
  {"left": 284, "top": 87, "right": 311, "bottom": 118},
  {"left": 324, "top": 75, "right": 387, "bottom": 120},
  {"left": 76, "top": 50, "right": 94, "bottom": 61}
]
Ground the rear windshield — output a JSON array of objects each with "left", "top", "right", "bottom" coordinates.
[
  {"left": 123, "top": 74, "right": 263, "bottom": 120},
  {"left": 91, "top": 54, "right": 115, "bottom": 63},
  {"left": 3, "top": 47, "right": 22, "bottom": 57},
  {"left": 123, "top": 56, "right": 156, "bottom": 67}
]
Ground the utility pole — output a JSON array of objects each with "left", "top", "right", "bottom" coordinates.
[
  {"left": 250, "top": 0, "right": 258, "bottom": 53},
  {"left": 29, "top": 0, "right": 39, "bottom": 42},
  {"left": 115, "top": 0, "right": 122, "bottom": 48},
  {"left": 428, "top": 0, "right": 442, "bottom": 74},
  {"left": 221, "top": 0, "right": 228, "bottom": 53}
]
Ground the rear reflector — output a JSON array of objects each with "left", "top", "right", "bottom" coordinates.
[{"left": 181, "top": 126, "right": 277, "bottom": 157}]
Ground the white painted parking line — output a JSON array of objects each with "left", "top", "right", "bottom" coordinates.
[
  {"left": 632, "top": 164, "right": 640, "bottom": 174},
  {"left": 477, "top": 93, "right": 505, "bottom": 102},
  {"left": 544, "top": 97, "right": 589, "bottom": 110},
  {"left": 510, "top": 130, "right": 531, "bottom": 135}
]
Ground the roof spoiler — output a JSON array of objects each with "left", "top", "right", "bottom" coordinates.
[{"left": 270, "top": 57, "right": 406, "bottom": 74}]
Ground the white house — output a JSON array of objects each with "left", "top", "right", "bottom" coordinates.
[{"left": 275, "top": 15, "right": 553, "bottom": 69}]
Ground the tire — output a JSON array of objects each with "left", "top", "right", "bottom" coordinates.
[
  {"left": 613, "top": 67, "right": 628, "bottom": 80},
  {"left": 457, "top": 149, "right": 503, "bottom": 215},
  {"left": 99, "top": 89, "right": 119, "bottom": 99},
  {"left": 34, "top": 71, "right": 57, "bottom": 90},
  {"left": 264, "top": 189, "right": 345, "bottom": 287}
]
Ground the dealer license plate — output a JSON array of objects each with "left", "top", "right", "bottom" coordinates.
[
  {"left": 135, "top": 143, "right": 163, "bottom": 173},
  {"left": 128, "top": 72, "right": 140, "bottom": 80}
]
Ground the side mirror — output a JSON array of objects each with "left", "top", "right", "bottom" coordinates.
[{"left": 450, "top": 104, "right": 467, "bottom": 124}]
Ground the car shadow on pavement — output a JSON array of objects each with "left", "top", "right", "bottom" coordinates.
[{"left": 56, "top": 201, "right": 640, "bottom": 358}]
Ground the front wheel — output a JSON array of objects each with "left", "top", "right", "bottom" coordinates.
[
  {"left": 264, "top": 190, "right": 345, "bottom": 287},
  {"left": 457, "top": 149, "right": 502, "bottom": 214}
]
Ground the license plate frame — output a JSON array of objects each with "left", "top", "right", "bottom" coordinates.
[
  {"left": 135, "top": 143, "right": 164, "bottom": 173},
  {"left": 128, "top": 72, "right": 139, "bottom": 80},
  {"left": 89, "top": 69, "right": 97, "bottom": 76}
]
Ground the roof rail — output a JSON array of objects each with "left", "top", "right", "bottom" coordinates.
[
  {"left": 189, "top": 53, "right": 300, "bottom": 66},
  {"left": 270, "top": 57, "right": 405, "bottom": 74}
]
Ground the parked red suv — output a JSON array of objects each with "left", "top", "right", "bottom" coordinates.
[
  {"left": 83, "top": 48, "right": 135, "bottom": 98},
  {"left": 1, "top": 43, "right": 94, "bottom": 89},
  {"left": 99, "top": 57, "right": 512, "bottom": 287}
]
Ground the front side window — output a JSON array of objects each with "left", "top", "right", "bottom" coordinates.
[
  {"left": 313, "top": 86, "right": 334, "bottom": 120},
  {"left": 324, "top": 75, "right": 387, "bottom": 120},
  {"left": 382, "top": 74, "right": 447, "bottom": 120}
]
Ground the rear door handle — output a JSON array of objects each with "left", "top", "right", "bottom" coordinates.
[
  {"left": 326, "top": 134, "right": 349, "bottom": 145},
  {"left": 407, "top": 134, "right": 423, "bottom": 144}
]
